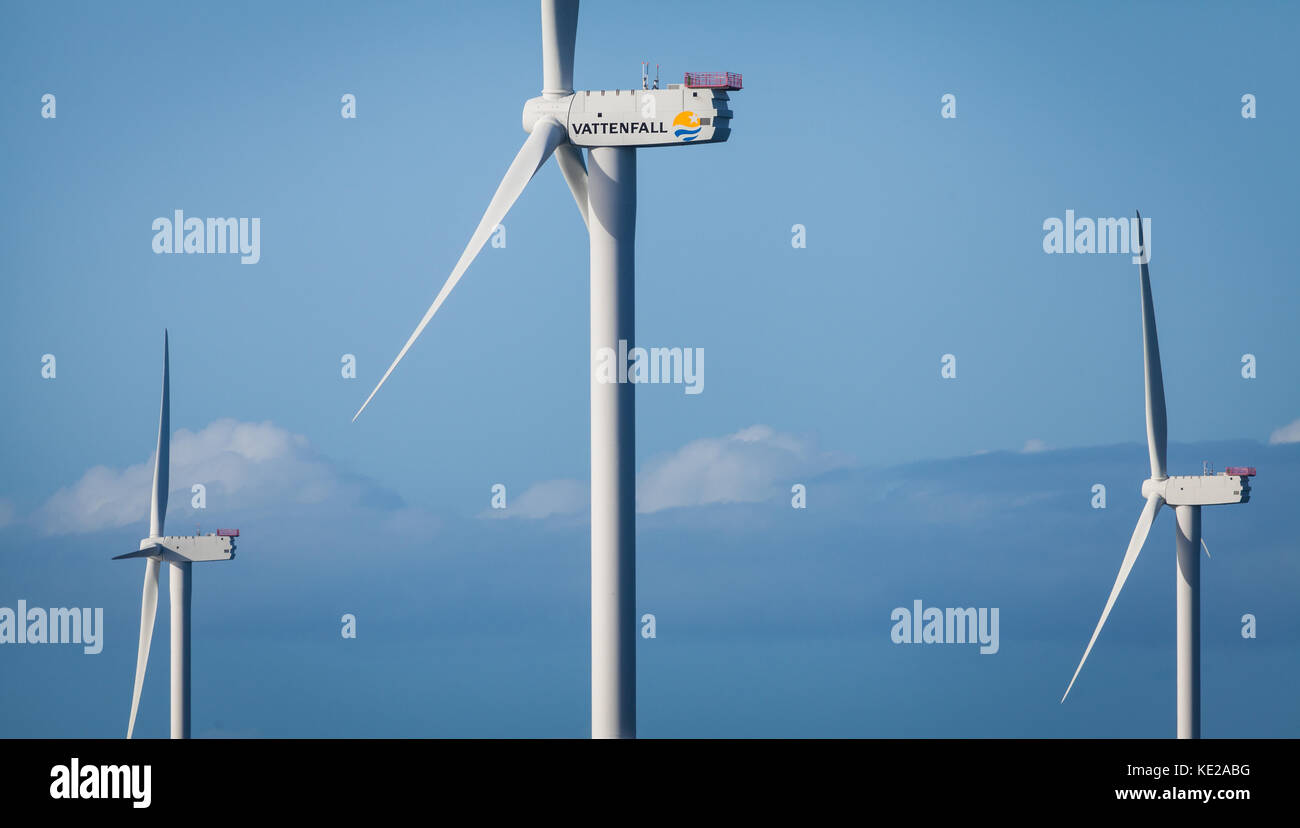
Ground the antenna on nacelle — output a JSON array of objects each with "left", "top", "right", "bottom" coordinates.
[{"left": 641, "top": 62, "right": 660, "bottom": 90}]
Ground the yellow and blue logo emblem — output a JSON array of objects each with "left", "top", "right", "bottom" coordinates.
[{"left": 673, "top": 111, "right": 702, "bottom": 142}]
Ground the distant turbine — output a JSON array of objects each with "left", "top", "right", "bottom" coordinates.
[
  {"left": 353, "top": 0, "right": 740, "bottom": 738},
  {"left": 1061, "top": 213, "right": 1256, "bottom": 738},
  {"left": 115, "top": 331, "right": 240, "bottom": 738}
]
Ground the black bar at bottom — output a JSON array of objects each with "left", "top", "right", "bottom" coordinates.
[{"left": 1, "top": 738, "right": 1282, "bottom": 814}]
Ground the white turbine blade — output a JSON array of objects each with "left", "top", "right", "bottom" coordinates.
[
  {"left": 540, "top": 0, "right": 579, "bottom": 96},
  {"left": 1136, "top": 211, "right": 1167, "bottom": 480},
  {"left": 1061, "top": 494, "right": 1162, "bottom": 702},
  {"left": 149, "top": 330, "right": 170, "bottom": 537},
  {"left": 555, "top": 142, "right": 589, "bottom": 228},
  {"left": 127, "top": 558, "right": 160, "bottom": 739},
  {"left": 1202, "top": 538, "right": 1211, "bottom": 559},
  {"left": 113, "top": 544, "right": 165, "bottom": 561},
  {"left": 353, "top": 118, "right": 567, "bottom": 421}
]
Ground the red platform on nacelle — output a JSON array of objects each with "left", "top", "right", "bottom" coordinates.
[{"left": 684, "top": 72, "right": 742, "bottom": 90}]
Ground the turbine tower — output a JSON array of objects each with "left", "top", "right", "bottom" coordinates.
[
  {"left": 1061, "top": 213, "right": 1256, "bottom": 738},
  {"left": 115, "top": 331, "right": 240, "bottom": 738},
  {"left": 352, "top": 0, "right": 740, "bottom": 738}
]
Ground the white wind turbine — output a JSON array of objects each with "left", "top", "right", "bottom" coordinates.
[
  {"left": 1061, "top": 213, "right": 1255, "bottom": 738},
  {"left": 352, "top": 0, "right": 740, "bottom": 738},
  {"left": 115, "top": 331, "right": 239, "bottom": 738}
]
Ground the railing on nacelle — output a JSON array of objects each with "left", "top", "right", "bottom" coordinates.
[{"left": 684, "top": 72, "right": 742, "bottom": 91}]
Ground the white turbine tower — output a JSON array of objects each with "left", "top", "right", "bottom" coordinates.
[
  {"left": 115, "top": 331, "right": 239, "bottom": 738},
  {"left": 1061, "top": 213, "right": 1255, "bottom": 738},
  {"left": 352, "top": 0, "right": 740, "bottom": 738}
]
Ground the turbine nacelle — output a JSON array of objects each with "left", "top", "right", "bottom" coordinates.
[
  {"left": 116, "top": 534, "right": 237, "bottom": 564},
  {"left": 523, "top": 85, "right": 733, "bottom": 147},
  {"left": 1142, "top": 473, "right": 1251, "bottom": 506}
]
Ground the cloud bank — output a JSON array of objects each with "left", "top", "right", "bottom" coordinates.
[
  {"left": 34, "top": 419, "right": 396, "bottom": 535},
  {"left": 637, "top": 425, "right": 851, "bottom": 513},
  {"left": 490, "top": 478, "right": 589, "bottom": 520},
  {"left": 499, "top": 425, "right": 852, "bottom": 519},
  {"left": 1269, "top": 418, "right": 1300, "bottom": 445}
]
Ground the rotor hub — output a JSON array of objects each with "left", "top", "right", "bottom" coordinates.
[
  {"left": 522, "top": 95, "right": 572, "bottom": 134},
  {"left": 1140, "top": 478, "right": 1165, "bottom": 500}
]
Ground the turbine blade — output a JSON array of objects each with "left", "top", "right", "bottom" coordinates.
[
  {"left": 540, "top": 0, "right": 579, "bottom": 96},
  {"left": 1202, "top": 538, "right": 1211, "bottom": 559},
  {"left": 1136, "top": 212, "right": 1167, "bottom": 480},
  {"left": 1061, "top": 494, "right": 1162, "bottom": 702},
  {"left": 353, "top": 119, "right": 567, "bottom": 421},
  {"left": 113, "top": 544, "right": 164, "bottom": 561},
  {"left": 149, "top": 331, "right": 170, "bottom": 537},
  {"left": 555, "top": 142, "right": 589, "bottom": 228},
  {"left": 127, "top": 558, "right": 160, "bottom": 739}
]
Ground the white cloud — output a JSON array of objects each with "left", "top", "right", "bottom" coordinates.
[
  {"left": 636, "top": 425, "right": 851, "bottom": 514},
  {"left": 494, "top": 425, "right": 851, "bottom": 520},
  {"left": 1021, "top": 438, "right": 1049, "bottom": 453},
  {"left": 36, "top": 421, "right": 851, "bottom": 531},
  {"left": 0, "top": 499, "right": 14, "bottom": 529},
  {"left": 35, "top": 419, "right": 392, "bottom": 535},
  {"left": 1269, "top": 418, "right": 1300, "bottom": 445},
  {"left": 490, "top": 478, "right": 589, "bottom": 520}
]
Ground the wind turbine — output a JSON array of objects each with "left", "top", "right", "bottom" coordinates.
[
  {"left": 1061, "top": 213, "right": 1255, "bottom": 738},
  {"left": 114, "top": 331, "right": 239, "bottom": 738},
  {"left": 352, "top": 0, "right": 739, "bottom": 738}
]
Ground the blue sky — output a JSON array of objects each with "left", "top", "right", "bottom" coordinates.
[{"left": 1, "top": 0, "right": 1297, "bottom": 737}]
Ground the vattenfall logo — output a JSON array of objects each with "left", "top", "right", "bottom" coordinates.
[
  {"left": 569, "top": 111, "right": 702, "bottom": 141},
  {"left": 571, "top": 120, "right": 669, "bottom": 136},
  {"left": 673, "top": 111, "right": 702, "bottom": 141}
]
